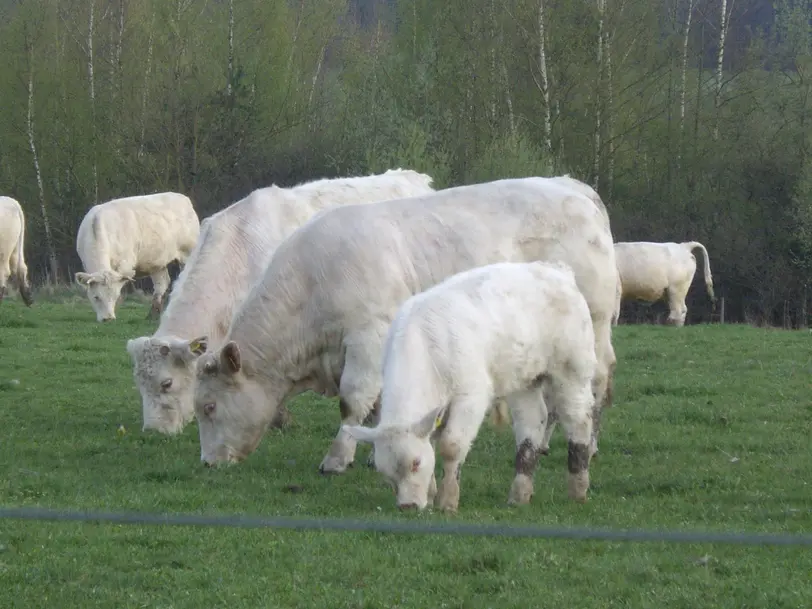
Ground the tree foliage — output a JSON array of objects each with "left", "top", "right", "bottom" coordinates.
[{"left": 0, "top": 0, "right": 810, "bottom": 324}]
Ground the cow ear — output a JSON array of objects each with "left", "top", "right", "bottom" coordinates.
[
  {"left": 221, "top": 341, "right": 241, "bottom": 375},
  {"left": 411, "top": 405, "right": 448, "bottom": 438},
  {"left": 126, "top": 336, "right": 150, "bottom": 359},
  {"left": 171, "top": 336, "right": 208, "bottom": 361},
  {"left": 75, "top": 272, "right": 93, "bottom": 287},
  {"left": 188, "top": 336, "right": 208, "bottom": 356}
]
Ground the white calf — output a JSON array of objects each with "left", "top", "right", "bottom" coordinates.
[{"left": 343, "top": 261, "right": 597, "bottom": 512}]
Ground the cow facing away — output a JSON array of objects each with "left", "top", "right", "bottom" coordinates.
[
  {"left": 191, "top": 176, "right": 618, "bottom": 473},
  {"left": 75, "top": 192, "right": 200, "bottom": 322},
  {"left": 0, "top": 197, "right": 33, "bottom": 306},
  {"left": 343, "top": 261, "right": 597, "bottom": 512},
  {"left": 614, "top": 241, "right": 715, "bottom": 326},
  {"left": 126, "top": 169, "right": 435, "bottom": 435}
]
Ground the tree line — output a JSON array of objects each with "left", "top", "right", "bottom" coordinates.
[{"left": 0, "top": 0, "right": 810, "bottom": 326}]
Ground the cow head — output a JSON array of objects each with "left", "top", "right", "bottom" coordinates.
[
  {"left": 75, "top": 269, "right": 134, "bottom": 321},
  {"left": 127, "top": 335, "right": 209, "bottom": 435},
  {"left": 193, "top": 341, "right": 277, "bottom": 466},
  {"left": 343, "top": 405, "right": 446, "bottom": 510}
]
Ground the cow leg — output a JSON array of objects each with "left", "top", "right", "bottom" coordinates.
[
  {"left": 667, "top": 283, "right": 690, "bottom": 327},
  {"left": 319, "top": 326, "right": 387, "bottom": 474},
  {"left": 507, "top": 386, "right": 549, "bottom": 506},
  {"left": 547, "top": 372, "right": 595, "bottom": 503},
  {"left": 540, "top": 405, "right": 558, "bottom": 456},
  {"left": 434, "top": 393, "right": 491, "bottom": 513},
  {"left": 427, "top": 472, "right": 438, "bottom": 504},
  {"left": 19, "top": 280, "right": 33, "bottom": 307},
  {"left": 0, "top": 284, "right": 5, "bottom": 303},
  {"left": 364, "top": 397, "right": 382, "bottom": 467},
  {"left": 590, "top": 317, "right": 616, "bottom": 458},
  {"left": 147, "top": 268, "right": 171, "bottom": 320}
]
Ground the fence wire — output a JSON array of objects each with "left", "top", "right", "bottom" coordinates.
[{"left": 1, "top": 506, "right": 811, "bottom": 546}]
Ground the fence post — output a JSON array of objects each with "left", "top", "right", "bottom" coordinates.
[{"left": 718, "top": 297, "right": 725, "bottom": 324}]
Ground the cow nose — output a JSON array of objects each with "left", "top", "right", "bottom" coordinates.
[
  {"left": 398, "top": 502, "right": 418, "bottom": 511},
  {"left": 202, "top": 460, "right": 215, "bottom": 468},
  {"left": 101, "top": 317, "right": 113, "bottom": 323}
]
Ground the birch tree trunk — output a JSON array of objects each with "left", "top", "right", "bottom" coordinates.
[
  {"left": 110, "top": 0, "right": 125, "bottom": 157},
  {"left": 500, "top": 58, "right": 516, "bottom": 141},
  {"left": 111, "top": 0, "right": 125, "bottom": 107},
  {"left": 27, "top": 40, "right": 59, "bottom": 282},
  {"left": 678, "top": 0, "right": 695, "bottom": 165},
  {"left": 308, "top": 43, "right": 326, "bottom": 132},
  {"left": 537, "top": 0, "right": 552, "bottom": 154},
  {"left": 138, "top": 12, "right": 155, "bottom": 159},
  {"left": 54, "top": 7, "right": 65, "bottom": 202},
  {"left": 592, "top": 0, "right": 606, "bottom": 190},
  {"left": 286, "top": 0, "right": 306, "bottom": 140},
  {"left": 227, "top": 0, "right": 234, "bottom": 96},
  {"left": 713, "top": 0, "right": 732, "bottom": 141},
  {"left": 496, "top": 2, "right": 515, "bottom": 140},
  {"left": 489, "top": 0, "right": 497, "bottom": 126},
  {"left": 87, "top": 0, "right": 98, "bottom": 203},
  {"left": 606, "top": 29, "right": 615, "bottom": 200}
]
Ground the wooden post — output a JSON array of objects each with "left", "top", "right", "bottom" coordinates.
[{"left": 718, "top": 297, "right": 725, "bottom": 324}]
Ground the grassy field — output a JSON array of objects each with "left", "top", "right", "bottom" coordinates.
[{"left": 1, "top": 293, "right": 811, "bottom": 608}]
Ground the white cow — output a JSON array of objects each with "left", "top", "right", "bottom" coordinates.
[
  {"left": 614, "top": 241, "right": 715, "bottom": 327},
  {"left": 191, "top": 176, "right": 618, "bottom": 473},
  {"left": 343, "top": 261, "right": 597, "bottom": 512},
  {"left": 75, "top": 192, "right": 200, "bottom": 322},
  {"left": 0, "top": 197, "right": 33, "bottom": 306},
  {"left": 126, "top": 169, "right": 435, "bottom": 435},
  {"left": 486, "top": 174, "right": 616, "bottom": 425}
]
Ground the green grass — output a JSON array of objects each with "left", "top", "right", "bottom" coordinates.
[{"left": 1, "top": 298, "right": 811, "bottom": 608}]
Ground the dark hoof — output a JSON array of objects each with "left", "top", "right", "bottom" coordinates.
[
  {"left": 318, "top": 462, "right": 354, "bottom": 475},
  {"left": 540, "top": 448, "right": 550, "bottom": 456}
]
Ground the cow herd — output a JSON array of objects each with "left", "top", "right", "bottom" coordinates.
[{"left": 0, "top": 170, "right": 716, "bottom": 512}]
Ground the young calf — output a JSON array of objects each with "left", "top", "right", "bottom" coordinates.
[{"left": 343, "top": 260, "right": 597, "bottom": 513}]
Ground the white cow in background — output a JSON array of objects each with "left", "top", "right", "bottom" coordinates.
[
  {"left": 344, "top": 261, "right": 597, "bottom": 513},
  {"left": 190, "top": 176, "right": 618, "bottom": 474},
  {"left": 75, "top": 192, "right": 200, "bottom": 322},
  {"left": 126, "top": 169, "right": 435, "bottom": 435},
  {"left": 614, "top": 240, "right": 715, "bottom": 327},
  {"left": 0, "top": 197, "right": 33, "bottom": 306}
]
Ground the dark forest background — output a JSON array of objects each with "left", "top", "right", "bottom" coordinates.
[{"left": 1, "top": 0, "right": 811, "bottom": 325}]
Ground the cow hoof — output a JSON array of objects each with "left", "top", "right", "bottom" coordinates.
[
  {"left": 567, "top": 471, "right": 590, "bottom": 503},
  {"left": 507, "top": 475, "right": 534, "bottom": 506},
  {"left": 318, "top": 458, "right": 353, "bottom": 475},
  {"left": 540, "top": 448, "right": 550, "bottom": 456}
]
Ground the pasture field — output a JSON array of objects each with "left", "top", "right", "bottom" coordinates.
[{"left": 1, "top": 294, "right": 811, "bottom": 609}]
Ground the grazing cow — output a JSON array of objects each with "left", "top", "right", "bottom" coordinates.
[
  {"left": 487, "top": 174, "right": 616, "bottom": 425},
  {"left": 343, "top": 261, "right": 597, "bottom": 512},
  {"left": 126, "top": 169, "right": 435, "bottom": 435},
  {"left": 191, "top": 177, "right": 618, "bottom": 472},
  {"left": 0, "top": 197, "right": 33, "bottom": 306},
  {"left": 614, "top": 241, "right": 715, "bottom": 327},
  {"left": 75, "top": 192, "right": 200, "bottom": 322}
]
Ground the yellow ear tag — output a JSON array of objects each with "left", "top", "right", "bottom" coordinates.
[
  {"left": 434, "top": 415, "right": 443, "bottom": 430},
  {"left": 189, "top": 340, "right": 201, "bottom": 352}
]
